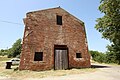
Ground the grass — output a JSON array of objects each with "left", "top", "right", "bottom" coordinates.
[
  {"left": 0, "top": 56, "right": 12, "bottom": 61},
  {"left": 91, "top": 59, "right": 120, "bottom": 66},
  {"left": 0, "top": 68, "right": 95, "bottom": 79},
  {"left": 0, "top": 56, "right": 96, "bottom": 79}
]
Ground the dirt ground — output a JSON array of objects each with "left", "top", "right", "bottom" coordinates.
[{"left": 0, "top": 63, "right": 120, "bottom": 80}]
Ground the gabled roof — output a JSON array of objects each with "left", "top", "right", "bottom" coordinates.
[{"left": 27, "top": 7, "right": 84, "bottom": 26}]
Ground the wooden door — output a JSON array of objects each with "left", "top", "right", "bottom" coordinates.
[{"left": 55, "top": 49, "right": 68, "bottom": 70}]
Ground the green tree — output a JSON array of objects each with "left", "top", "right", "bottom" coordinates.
[
  {"left": 95, "top": 0, "right": 120, "bottom": 64},
  {"left": 89, "top": 50, "right": 106, "bottom": 63},
  {"left": 0, "top": 49, "right": 8, "bottom": 56},
  {"left": 8, "top": 39, "right": 22, "bottom": 58},
  {"left": 106, "top": 45, "right": 120, "bottom": 64}
]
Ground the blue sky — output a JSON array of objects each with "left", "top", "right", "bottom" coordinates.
[{"left": 0, "top": 0, "right": 109, "bottom": 52}]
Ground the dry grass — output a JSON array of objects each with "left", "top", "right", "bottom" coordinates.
[
  {"left": 0, "top": 56, "right": 11, "bottom": 61},
  {"left": 0, "top": 56, "right": 96, "bottom": 79},
  {"left": 8, "top": 68, "right": 95, "bottom": 78}
]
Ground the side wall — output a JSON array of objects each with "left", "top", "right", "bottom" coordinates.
[{"left": 19, "top": 8, "right": 91, "bottom": 71}]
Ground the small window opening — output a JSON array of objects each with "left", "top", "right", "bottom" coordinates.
[
  {"left": 76, "top": 53, "right": 82, "bottom": 58},
  {"left": 57, "top": 15, "right": 62, "bottom": 25},
  {"left": 34, "top": 52, "right": 43, "bottom": 61}
]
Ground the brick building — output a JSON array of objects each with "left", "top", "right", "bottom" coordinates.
[{"left": 19, "top": 7, "right": 91, "bottom": 71}]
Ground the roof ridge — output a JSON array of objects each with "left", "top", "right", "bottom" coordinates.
[{"left": 26, "top": 7, "right": 84, "bottom": 26}]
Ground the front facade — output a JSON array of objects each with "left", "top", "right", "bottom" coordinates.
[{"left": 19, "top": 7, "right": 91, "bottom": 71}]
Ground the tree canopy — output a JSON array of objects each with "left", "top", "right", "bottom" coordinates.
[
  {"left": 95, "top": 0, "right": 120, "bottom": 64},
  {"left": 8, "top": 39, "right": 22, "bottom": 58},
  {"left": 0, "top": 39, "right": 22, "bottom": 58}
]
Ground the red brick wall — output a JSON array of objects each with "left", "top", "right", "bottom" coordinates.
[{"left": 19, "top": 7, "right": 91, "bottom": 71}]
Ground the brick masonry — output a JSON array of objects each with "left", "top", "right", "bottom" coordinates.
[{"left": 19, "top": 7, "right": 91, "bottom": 71}]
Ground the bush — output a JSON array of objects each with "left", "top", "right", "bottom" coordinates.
[
  {"left": 89, "top": 50, "right": 106, "bottom": 63},
  {"left": 0, "top": 49, "right": 9, "bottom": 56}
]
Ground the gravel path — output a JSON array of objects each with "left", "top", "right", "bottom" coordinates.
[
  {"left": 1, "top": 63, "right": 120, "bottom": 80},
  {"left": 0, "top": 76, "right": 11, "bottom": 80}
]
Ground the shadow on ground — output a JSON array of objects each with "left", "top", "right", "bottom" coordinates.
[{"left": 91, "top": 64, "right": 110, "bottom": 68}]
